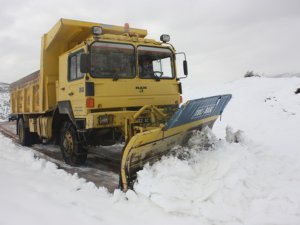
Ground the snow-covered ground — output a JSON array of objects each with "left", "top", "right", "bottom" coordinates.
[
  {"left": 1, "top": 77, "right": 300, "bottom": 225},
  {"left": 0, "top": 82, "right": 10, "bottom": 121}
]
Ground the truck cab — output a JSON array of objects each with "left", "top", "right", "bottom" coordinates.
[{"left": 55, "top": 23, "right": 187, "bottom": 146}]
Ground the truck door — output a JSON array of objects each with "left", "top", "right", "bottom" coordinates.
[{"left": 59, "top": 49, "right": 86, "bottom": 117}]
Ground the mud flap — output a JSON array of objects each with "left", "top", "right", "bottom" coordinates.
[{"left": 120, "top": 94, "right": 232, "bottom": 191}]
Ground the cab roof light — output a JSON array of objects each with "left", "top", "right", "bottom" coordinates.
[
  {"left": 124, "top": 23, "right": 130, "bottom": 33},
  {"left": 92, "top": 26, "right": 103, "bottom": 36},
  {"left": 160, "top": 34, "right": 170, "bottom": 43}
]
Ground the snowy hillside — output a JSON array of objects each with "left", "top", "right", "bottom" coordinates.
[
  {"left": 0, "top": 82, "right": 10, "bottom": 121},
  {"left": 0, "top": 77, "right": 300, "bottom": 225},
  {"left": 264, "top": 73, "right": 300, "bottom": 78}
]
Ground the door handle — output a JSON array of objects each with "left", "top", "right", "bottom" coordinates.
[{"left": 68, "top": 92, "right": 74, "bottom": 96}]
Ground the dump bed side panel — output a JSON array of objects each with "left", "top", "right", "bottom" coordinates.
[{"left": 10, "top": 71, "right": 40, "bottom": 114}]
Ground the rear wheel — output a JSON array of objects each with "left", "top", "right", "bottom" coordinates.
[
  {"left": 60, "top": 122, "right": 87, "bottom": 166},
  {"left": 18, "top": 118, "right": 32, "bottom": 146}
]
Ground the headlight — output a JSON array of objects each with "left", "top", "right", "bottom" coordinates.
[{"left": 98, "top": 114, "right": 113, "bottom": 125}]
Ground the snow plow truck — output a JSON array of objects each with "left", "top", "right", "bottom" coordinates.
[{"left": 9, "top": 19, "right": 231, "bottom": 191}]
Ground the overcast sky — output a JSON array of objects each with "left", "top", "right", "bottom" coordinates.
[{"left": 0, "top": 0, "right": 299, "bottom": 87}]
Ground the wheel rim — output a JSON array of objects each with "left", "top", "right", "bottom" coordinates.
[{"left": 63, "top": 131, "right": 74, "bottom": 155}]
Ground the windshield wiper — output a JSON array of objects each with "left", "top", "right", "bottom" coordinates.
[
  {"left": 153, "top": 74, "right": 160, "bottom": 81},
  {"left": 112, "top": 72, "right": 120, "bottom": 81},
  {"left": 153, "top": 71, "right": 163, "bottom": 81}
]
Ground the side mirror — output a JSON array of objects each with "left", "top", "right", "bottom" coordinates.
[
  {"left": 80, "top": 53, "right": 90, "bottom": 73},
  {"left": 176, "top": 52, "right": 188, "bottom": 79},
  {"left": 183, "top": 60, "right": 188, "bottom": 76}
]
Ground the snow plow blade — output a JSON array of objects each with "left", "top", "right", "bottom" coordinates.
[{"left": 120, "top": 94, "right": 232, "bottom": 191}]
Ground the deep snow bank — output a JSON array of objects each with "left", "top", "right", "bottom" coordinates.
[
  {"left": 135, "top": 128, "right": 300, "bottom": 224},
  {"left": 135, "top": 77, "right": 300, "bottom": 224}
]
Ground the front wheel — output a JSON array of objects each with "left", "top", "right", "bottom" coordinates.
[{"left": 60, "top": 122, "right": 87, "bottom": 166}]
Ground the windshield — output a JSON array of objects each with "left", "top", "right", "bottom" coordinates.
[
  {"left": 90, "top": 42, "right": 135, "bottom": 78},
  {"left": 138, "top": 46, "right": 174, "bottom": 79}
]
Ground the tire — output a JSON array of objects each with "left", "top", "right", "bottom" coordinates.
[
  {"left": 60, "top": 122, "right": 87, "bottom": 166},
  {"left": 18, "top": 118, "right": 32, "bottom": 146}
]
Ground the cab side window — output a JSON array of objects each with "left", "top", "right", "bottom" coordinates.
[{"left": 68, "top": 51, "right": 84, "bottom": 81}]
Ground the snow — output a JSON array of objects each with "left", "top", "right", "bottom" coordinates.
[
  {"left": 263, "top": 73, "right": 300, "bottom": 78},
  {"left": 1, "top": 77, "right": 300, "bottom": 225},
  {"left": 0, "top": 82, "right": 10, "bottom": 121},
  {"left": 135, "top": 128, "right": 300, "bottom": 224}
]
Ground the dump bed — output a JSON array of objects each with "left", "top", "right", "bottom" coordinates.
[{"left": 10, "top": 71, "right": 40, "bottom": 114}]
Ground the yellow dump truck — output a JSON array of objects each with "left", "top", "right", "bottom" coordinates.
[{"left": 10, "top": 18, "right": 231, "bottom": 190}]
